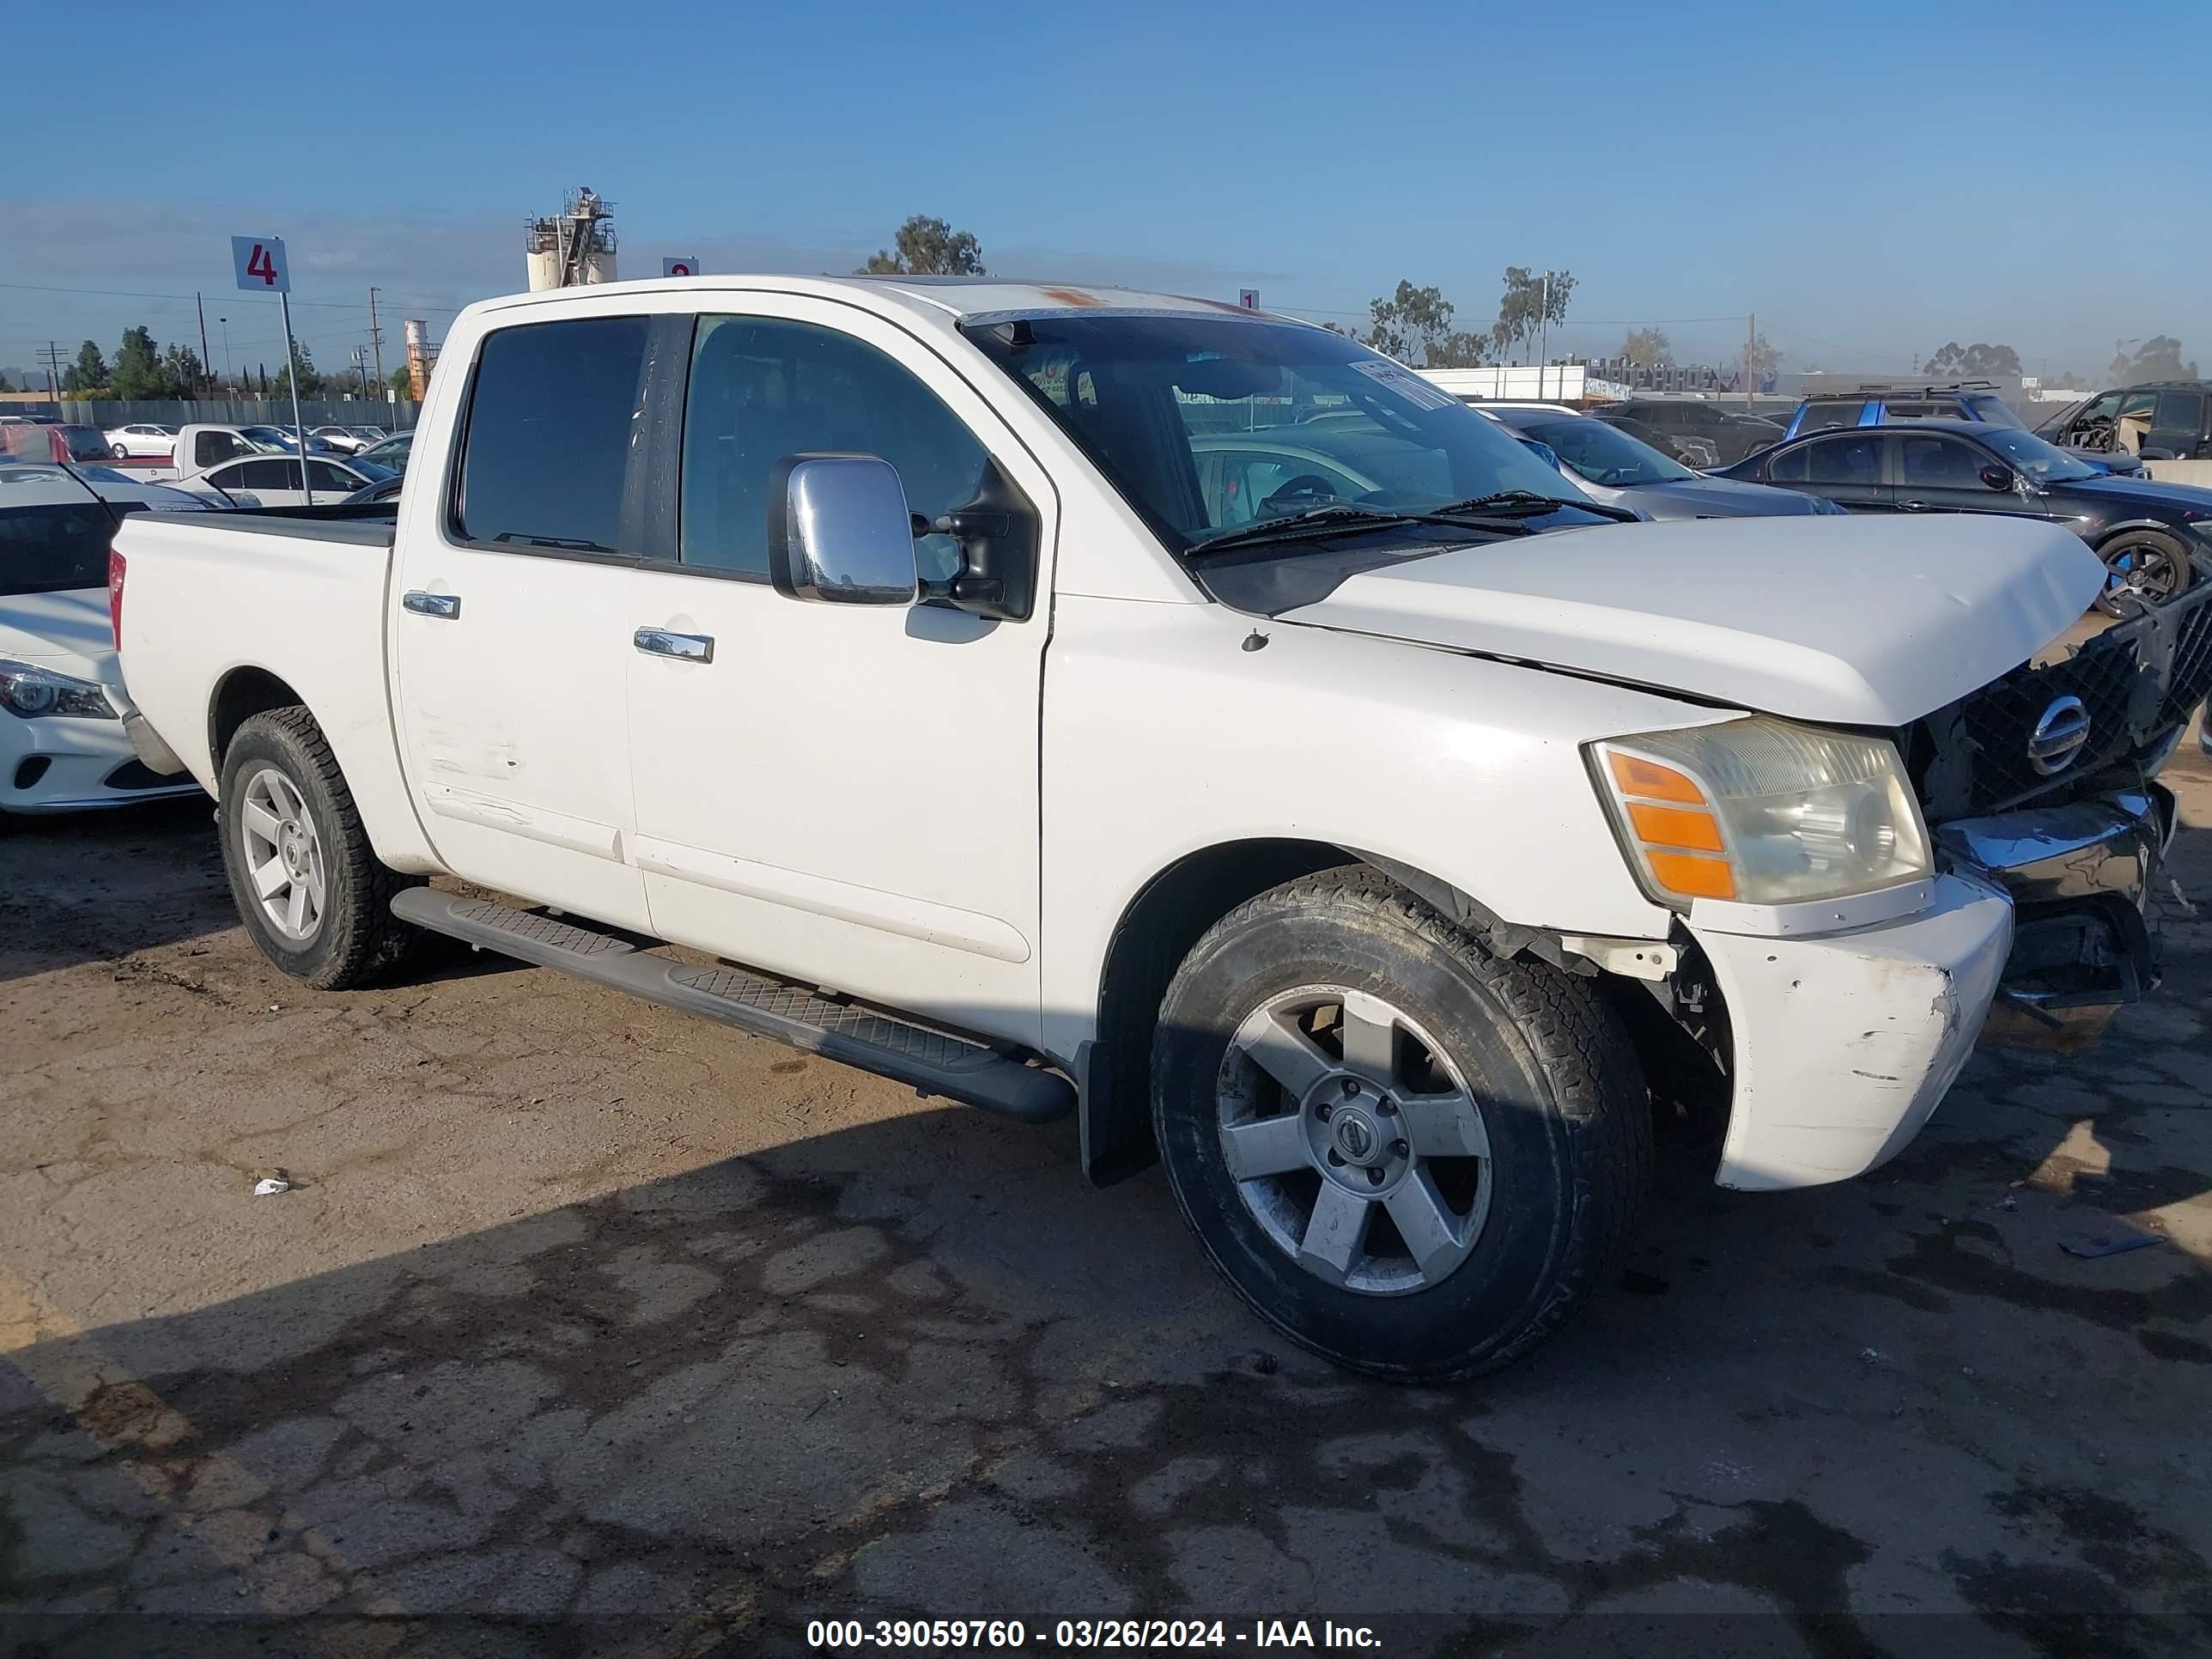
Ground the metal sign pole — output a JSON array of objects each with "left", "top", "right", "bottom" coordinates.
[{"left": 279, "top": 288, "right": 312, "bottom": 506}]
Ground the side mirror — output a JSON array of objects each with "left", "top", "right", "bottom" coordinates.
[
  {"left": 1979, "top": 464, "right": 2015, "bottom": 492},
  {"left": 769, "top": 453, "right": 919, "bottom": 605}
]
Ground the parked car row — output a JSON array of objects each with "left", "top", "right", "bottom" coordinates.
[{"left": 1781, "top": 380, "right": 2145, "bottom": 477}]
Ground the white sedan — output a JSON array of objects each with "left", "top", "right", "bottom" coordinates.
[
  {"left": 103, "top": 422, "right": 179, "bottom": 458},
  {"left": 2, "top": 466, "right": 206, "bottom": 818},
  {"left": 309, "top": 424, "right": 387, "bottom": 453},
  {"left": 179, "top": 453, "right": 390, "bottom": 507}
]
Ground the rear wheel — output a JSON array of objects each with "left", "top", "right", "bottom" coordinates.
[
  {"left": 217, "top": 707, "right": 423, "bottom": 988},
  {"left": 2094, "top": 529, "right": 2193, "bottom": 615},
  {"left": 1151, "top": 867, "right": 1651, "bottom": 1381}
]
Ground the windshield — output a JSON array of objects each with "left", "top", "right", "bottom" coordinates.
[
  {"left": 1517, "top": 417, "right": 1695, "bottom": 486},
  {"left": 1978, "top": 426, "right": 2099, "bottom": 483},
  {"left": 240, "top": 427, "right": 297, "bottom": 452},
  {"left": 962, "top": 314, "right": 1593, "bottom": 552},
  {"left": 0, "top": 469, "right": 114, "bottom": 597},
  {"left": 1964, "top": 394, "right": 2022, "bottom": 426}
]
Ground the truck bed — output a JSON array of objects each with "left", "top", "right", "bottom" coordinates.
[
  {"left": 114, "top": 503, "right": 418, "bottom": 862},
  {"left": 146, "top": 501, "right": 398, "bottom": 546}
]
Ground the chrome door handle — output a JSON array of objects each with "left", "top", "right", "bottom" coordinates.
[
  {"left": 402, "top": 590, "right": 462, "bottom": 619},
  {"left": 1899, "top": 499, "right": 1928, "bottom": 512},
  {"left": 634, "top": 627, "right": 714, "bottom": 663}
]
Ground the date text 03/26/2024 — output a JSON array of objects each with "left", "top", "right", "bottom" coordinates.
[{"left": 805, "top": 1620, "right": 1384, "bottom": 1650}]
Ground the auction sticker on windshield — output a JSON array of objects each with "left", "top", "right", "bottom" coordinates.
[{"left": 1349, "top": 358, "right": 1455, "bottom": 411}]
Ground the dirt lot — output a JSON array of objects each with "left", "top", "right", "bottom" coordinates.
[{"left": 4, "top": 750, "right": 2211, "bottom": 1658}]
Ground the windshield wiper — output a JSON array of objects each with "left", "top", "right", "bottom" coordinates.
[
  {"left": 1432, "top": 490, "right": 1641, "bottom": 524},
  {"left": 1187, "top": 504, "right": 1533, "bottom": 558}
]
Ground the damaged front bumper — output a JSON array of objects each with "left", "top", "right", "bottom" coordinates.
[
  {"left": 1695, "top": 873, "right": 2013, "bottom": 1191},
  {"left": 1937, "top": 785, "right": 2173, "bottom": 1047},
  {"left": 1691, "top": 787, "right": 2172, "bottom": 1191}
]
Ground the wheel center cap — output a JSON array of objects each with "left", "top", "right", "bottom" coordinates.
[{"left": 1333, "top": 1108, "right": 1382, "bottom": 1166}]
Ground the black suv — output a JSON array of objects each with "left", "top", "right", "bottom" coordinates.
[
  {"left": 2037, "top": 382, "right": 2212, "bottom": 462},
  {"left": 1715, "top": 418, "right": 2212, "bottom": 611}
]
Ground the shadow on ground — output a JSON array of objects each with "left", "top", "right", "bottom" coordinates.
[{"left": 0, "top": 763, "right": 2208, "bottom": 1658}]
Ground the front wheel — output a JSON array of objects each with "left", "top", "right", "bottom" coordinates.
[
  {"left": 2094, "top": 529, "right": 2194, "bottom": 615},
  {"left": 1151, "top": 868, "right": 1651, "bottom": 1381},
  {"left": 217, "top": 707, "right": 424, "bottom": 988}
]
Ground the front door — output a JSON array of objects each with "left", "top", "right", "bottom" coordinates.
[
  {"left": 388, "top": 310, "right": 653, "bottom": 929},
  {"left": 1893, "top": 431, "right": 2060, "bottom": 525},
  {"left": 623, "top": 301, "right": 1054, "bottom": 1045}
]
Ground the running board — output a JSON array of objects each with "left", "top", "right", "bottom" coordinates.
[{"left": 391, "top": 889, "right": 1073, "bottom": 1124}]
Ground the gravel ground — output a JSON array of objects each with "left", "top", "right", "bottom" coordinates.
[{"left": 3, "top": 745, "right": 2209, "bottom": 1658}]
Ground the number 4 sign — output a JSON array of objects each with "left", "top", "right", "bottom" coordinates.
[{"left": 230, "top": 235, "right": 291, "bottom": 294}]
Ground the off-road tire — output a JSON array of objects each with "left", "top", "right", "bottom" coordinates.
[
  {"left": 217, "top": 707, "right": 424, "bottom": 989},
  {"left": 1152, "top": 866, "right": 1651, "bottom": 1381}
]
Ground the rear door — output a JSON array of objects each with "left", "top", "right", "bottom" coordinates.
[
  {"left": 1765, "top": 431, "right": 1893, "bottom": 511},
  {"left": 2150, "top": 388, "right": 2208, "bottom": 458},
  {"left": 623, "top": 300, "right": 1056, "bottom": 1044},
  {"left": 387, "top": 310, "right": 653, "bottom": 929}
]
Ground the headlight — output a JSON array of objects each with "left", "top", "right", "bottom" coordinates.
[
  {"left": 0, "top": 659, "right": 118, "bottom": 720},
  {"left": 1590, "top": 717, "right": 1930, "bottom": 908}
]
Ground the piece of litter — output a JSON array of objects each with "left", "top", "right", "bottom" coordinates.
[
  {"left": 267, "top": 1004, "right": 281, "bottom": 1013},
  {"left": 1859, "top": 1347, "right": 1883, "bottom": 1363},
  {"left": 2061, "top": 1222, "right": 2164, "bottom": 1260},
  {"left": 252, "top": 1176, "right": 290, "bottom": 1196}
]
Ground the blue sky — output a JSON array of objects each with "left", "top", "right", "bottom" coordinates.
[{"left": 4, "top": 0, "right": 2208, "bottom": 386}]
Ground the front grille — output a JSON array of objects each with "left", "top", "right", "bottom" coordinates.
[
  {"left": 1915, "top": 580, "right": 2212, "bottom": 819},
  {"left": 2159, "top": 595, "right": 2212, "bottom": 728}
]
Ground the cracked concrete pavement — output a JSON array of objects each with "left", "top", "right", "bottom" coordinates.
[{"left": 3, "top": 747, "right": 2210, "bottom": 1657}]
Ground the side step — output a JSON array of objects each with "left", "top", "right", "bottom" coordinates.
[{"left": 391, "top": 889, "right": 1073, "bottom": 1124}]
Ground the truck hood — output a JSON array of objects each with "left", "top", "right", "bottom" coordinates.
[
  {"left": 1276, "top": 514, "right": 2107, "bottom": 726},
  {"left": 0, "top": 586, "right": 114, "bottom": 680}
]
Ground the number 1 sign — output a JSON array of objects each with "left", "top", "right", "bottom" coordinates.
[{"left": 230, "top": 235, "right": 292, "bottom": 294}]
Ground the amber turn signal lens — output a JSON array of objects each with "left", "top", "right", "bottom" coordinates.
[
  {"left": 1606, "top": 751, "right": 1705, "bottom": 805},
  {"left": 1626, "top": 802, "right": 1725, "bottom": 852},
  {"left": 1644, "top": 851, "right": 1737, "bottom": 901}
]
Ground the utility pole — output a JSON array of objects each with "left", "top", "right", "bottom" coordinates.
[
  {"left": 1538, "top": 271, "right": 1550, "bottom": 393},
  {"left": 367, "top": 287, "right": 385, "bottom": 389},
  {"left": 196, "top": 292, "right": 213, "bottom": 395},
  {"left": 40, "top": 341, "right": 64, "bottom": 404},
  {"left": 1744, "top": 313, "right": 1756, "bottom": 407}
]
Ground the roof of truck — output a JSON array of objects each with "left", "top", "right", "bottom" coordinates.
[{"left": 465, "top": 275, "right": 1280, "bottom": 330}]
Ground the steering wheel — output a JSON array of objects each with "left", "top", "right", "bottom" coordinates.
[{"left": 1260, "top": 474, "right": 1345, "bottom": 513}]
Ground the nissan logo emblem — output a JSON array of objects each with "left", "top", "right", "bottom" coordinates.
[{"left": 2027, "top": 696, "right": 2092, "bottom": 776}]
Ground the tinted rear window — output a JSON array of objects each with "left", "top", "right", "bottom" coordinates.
[
  {"left": 457, "top": 316, "right": 648, "bottom": 550},
  {"left": 1796, "top": 400, "right": 1865, "bottom": 431},
  {"left": 0, "top": 503, "right": 116, "bottom": 596}
]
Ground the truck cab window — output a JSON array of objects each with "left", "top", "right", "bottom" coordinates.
[
  {"left": 678, "top": 315, "right": 988, "bottom": 580},
  {"left": 458, "top": 315, "right": 648, "bottom": 551}
]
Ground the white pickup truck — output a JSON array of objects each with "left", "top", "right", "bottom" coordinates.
[{"left": 110, "top": 277, "right": 2203, "bottom": 1378}]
